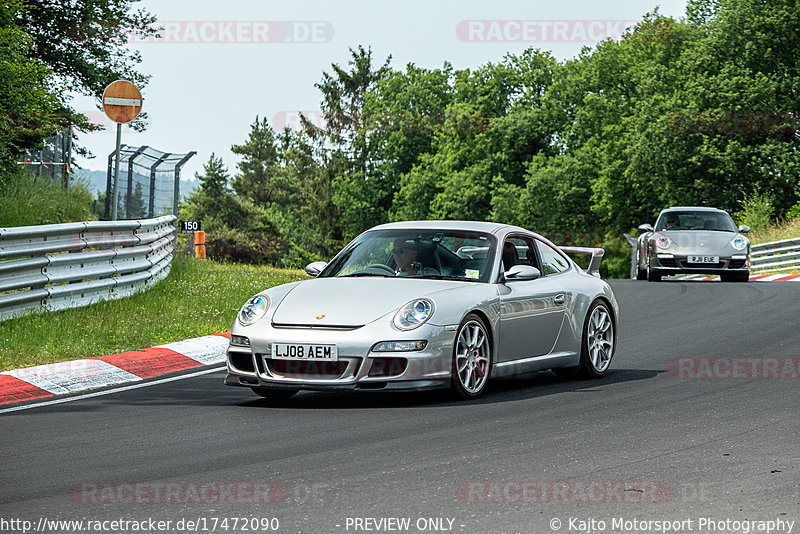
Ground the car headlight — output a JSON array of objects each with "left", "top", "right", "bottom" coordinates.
[
  {"left": 372, "top": 340, "right": 428, "bottom": 352},
  {"left": 656, "top": 235, "right": 672, "bottom": 250},
  {"left": 238, "top": 295, "right": 269, "bottom": 326},
  {"left": 393, "top": 299, "right": 434, "bottom": 330},
  {"left": 730, "top": 235, "right": 749, "bottom": 250}
]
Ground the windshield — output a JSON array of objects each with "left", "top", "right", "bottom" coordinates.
[
  {"left": 655, "top": 211, "right": 737, "bottom": 232},
  {"left": 319, "top": 229, "right": 497, "bottom": 282}
]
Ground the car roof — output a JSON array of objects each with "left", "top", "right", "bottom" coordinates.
[
  {"left": 365, "top": 221, "right": 564, "bottom": 252},
  {"left": 660, "top": 206, "right": 728, "bottom": 214},
  {"left": 370, "top": 220, "right": 520, "bottom": 235}
]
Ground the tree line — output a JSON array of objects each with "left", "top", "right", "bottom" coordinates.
[
  {"left": 2, "top": 0, "right": 798, "bottom": 276},
  {"left": 184, "top": 0, "right": 799, "bottom": 275},
  {"left": 0, "top": 0, "right": 156, "bottom": 168}
]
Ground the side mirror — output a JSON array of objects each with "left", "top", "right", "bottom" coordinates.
[
  {"left": 305, "top": 261, "right": 328, "bottom": 277},
  {"left": 638, "top": 224, "right": 654, "bottom": 232},
  {"left": 503, "top": 265, "right": 541, "bottom": 282},
  {"left": 738, "top": 225, "right": 751, "bottom": 234}
]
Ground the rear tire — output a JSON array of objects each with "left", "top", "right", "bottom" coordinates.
[
  {"left": 451, "top": 314, "right": 492, "bottom": 400},
  {"left": 578, "top": 301, "right": 615, "bottom": 378},
  {"left": 251, "top": 387, "right": 298, "bottom": 401}
]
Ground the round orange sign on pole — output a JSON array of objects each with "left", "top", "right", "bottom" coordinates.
[{"left": 102, "top": 80, "right": 142, "bottom": 123}]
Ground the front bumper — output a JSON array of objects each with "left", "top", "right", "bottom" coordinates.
[
  {"left": 224, "top": 373, "right": 449, "bottom": 392},
  {"left": 651, "top": 254, "right": 749, "bottom": 275},
  {"left": 225, "top": 321, "right": 456, "bottom": 392}
]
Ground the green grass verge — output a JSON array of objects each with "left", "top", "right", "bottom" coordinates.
[
  {"left": 749, "top": 217, "right": 800, "bottom": 245},
  {"left": 0, "top": 167, "right": 96, "bottom": 227},
  {"left": 749, "top": 218, "right": 800, "bottom": 276},
  {"left": 0, "top": 255, "right": 306, "bottom": 371}
]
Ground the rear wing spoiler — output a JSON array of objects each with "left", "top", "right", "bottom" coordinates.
[{"left": 560, "top": 246, "right": 605, "bottom": 278}]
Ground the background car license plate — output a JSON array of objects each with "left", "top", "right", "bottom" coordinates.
[
  {"left": 272, "top": 343, "right": 338, "bottom": 361},
  {"left": 687, "top": 255, "right": 719, "bottom": 264}
]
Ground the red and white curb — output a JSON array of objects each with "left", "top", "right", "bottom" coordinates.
[
  {"left": 0, "top": 333, "right": 230, "bottom": 405},
  {"left": 676, "top": 273, "right": 800, "bottom": 281}
]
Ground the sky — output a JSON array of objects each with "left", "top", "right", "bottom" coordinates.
[{"left": 72, "top": 0, "right": 691, "bottom": 183}]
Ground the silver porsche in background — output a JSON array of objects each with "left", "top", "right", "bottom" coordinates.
[
  {"left": 225, "top": 221, "right": 619, "bottom": 401},
  {"left": 635, "top": 207, "right": 751, "bottom": 282}
]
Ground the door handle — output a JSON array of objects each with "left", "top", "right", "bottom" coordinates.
[{"left": 553, "top": 294, "right": 566, "bottom": 306}]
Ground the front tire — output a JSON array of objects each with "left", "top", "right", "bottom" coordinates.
[
  {"left": 647, "top": 263, "right": 662, "bottom": 282},
  {"left": 451, "top": 314, "right": 492, "bottom": 399},
  {"left": 578, "top": 301, "right": 615, "bottom": 378},
  {"left": 635, "top": 249, "right": 647, "bottom": 280},
  {"left": 721, "top": 272, "right": 749, "bottom": 282}
]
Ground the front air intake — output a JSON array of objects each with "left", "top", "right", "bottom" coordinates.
[{"left": 229, "top": 352, "right": 255, "bottom": 373}]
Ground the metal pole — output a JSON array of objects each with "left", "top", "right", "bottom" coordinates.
[
  {"left": 173, "top": 151, "right": 196, "bottom": 217},
  {"left": 50, "top": 136, "right": 56, "bottom": 181},
  {"left": 64, "top": 124, "right": 73, "bottom": 188},
  {"left": 104, "top": 151, "right": 114, "bottom": 219},
  {"left": 111, "top": 123, "right": 122, "bottom": 220},
  {"left": 125, "top": 146, "right": 147, "bottom": 219},
  {"left": 149, "top": 152, "right": 170, "bottom": 217},
  {"left": 172, "top": 167, "right": 181, "bottom": 217}
]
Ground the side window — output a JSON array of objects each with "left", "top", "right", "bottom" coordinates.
[
  {"left": 501, "top": 236, "right": 538, "bottom": 272},
  {"left": 537, "top": 241, "right": 570, "bottom": 275}
]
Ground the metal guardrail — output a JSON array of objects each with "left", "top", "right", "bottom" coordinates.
[
  {"left": 0, "top": 215, "right": 177, "bottom": 321},
  {"left": 750, "top": 237, "right": 800, "bottom": 274}
]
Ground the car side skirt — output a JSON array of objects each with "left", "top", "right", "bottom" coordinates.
[{"left": 492, "top": 351, "right": 579, "bottom": 377}]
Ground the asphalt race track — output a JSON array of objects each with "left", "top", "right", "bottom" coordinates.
[{"left": 1, "top": 280, "right": 798, "bottom": 534}]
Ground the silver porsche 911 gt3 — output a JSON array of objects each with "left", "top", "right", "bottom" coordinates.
[
  {"left": 225, "top": 221, "right": 619, "bottom": 400},
  {"left": 635, "top": 207, "right": 751, "bottom": 282}
]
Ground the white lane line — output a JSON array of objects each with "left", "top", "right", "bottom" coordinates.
[{"left": 0, "top": 366, "right": 225, "bottom": 415}]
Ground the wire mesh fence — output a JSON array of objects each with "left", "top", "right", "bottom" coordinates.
[
  {"left": 104, "top": 145, "right": 196, "bottom": 220},
  {"left": 18, "top": 127, "right": 73, "bottom": 186}
]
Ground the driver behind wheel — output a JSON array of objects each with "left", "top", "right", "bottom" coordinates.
[
  {"left": 392, "top": 238, "right": 439, "bottom": 276},
  {"left": 664, "top": 213, "right": 679, "bottom": 229}
]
